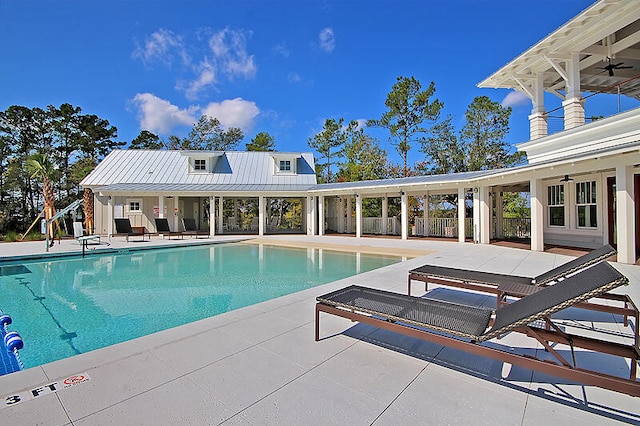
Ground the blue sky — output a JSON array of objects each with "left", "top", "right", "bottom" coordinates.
[{"left": 1, "top": 0, "right": 599, "bottom": 167}]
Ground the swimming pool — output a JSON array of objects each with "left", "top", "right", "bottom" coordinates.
[{"left": 0, "top": 243, "right": 401, "bottom": 369}]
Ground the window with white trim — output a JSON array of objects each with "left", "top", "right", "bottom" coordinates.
[
  {"left": 194, "top": 159, "right": 206, "bottom": 171},
  {"left": 547, "top": 184, "right": 565, "bottom": 227},
  {"left": 576, "top": 180, "right": 597, "bottom": 228},
  {"left": 127, "top": 199, "right": 142, "bottom": 214},
  {"left": 279, "top": 160, "right": 291, "bottom": 172}
]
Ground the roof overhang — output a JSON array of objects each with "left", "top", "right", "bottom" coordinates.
[{"left": 478, "top": 0, "right": 640, "bottom": 99}]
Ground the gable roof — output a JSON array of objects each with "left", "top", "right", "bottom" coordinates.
[{"left": 81, "top": 150, "right": 317, "bottom": 194}]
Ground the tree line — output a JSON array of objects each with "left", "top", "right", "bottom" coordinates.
[{"left": 310, "top": 76, "right": 526, "bottom": 184}]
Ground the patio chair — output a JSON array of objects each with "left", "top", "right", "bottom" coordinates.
[
  {"left": 182, "top": 218, "right": 209, "bottom": 238},
  {"left": 113, "top": 218, "right": 151, "bottom": 242},
  {"left": 316, "top": 261, "right": 640, "bottom": 397},
  {"left": 74, "top": 221, "right": 102, "bottom": 247},
  {"left": 408, "top": 244, "right": 616, "bottom": 302},
  {"left": 227, "top": 217, "right": 240, "bottom": 231},
  {"left": 154, "top": 218, "right": 183, "bottom": 240}
]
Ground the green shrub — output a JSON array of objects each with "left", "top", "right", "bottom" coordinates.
[
  {"left": 23, "top": 231, "right": 45, "bottom": 241},
  {"left": 3, "top": 230, "right": 19, "bottom": 242}
]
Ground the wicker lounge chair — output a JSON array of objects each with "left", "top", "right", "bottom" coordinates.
[
  {"left": 154, "top": 218, "right": 183, "bottom": 239},
  {"left": 316, "top": 262, "right": 640, "bottom": 396},
  {"left": 113, "top": 218, "right": 151, "bottom": 242},
  {"left": 182, "top": 218, "right": 209, "bottom": 238}
]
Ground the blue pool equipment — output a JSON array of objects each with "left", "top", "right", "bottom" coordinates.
[{"left": 0, "top": 311, "right": 24, "bottom": 375}]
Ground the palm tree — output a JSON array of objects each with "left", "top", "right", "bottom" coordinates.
[
  {"left": 83, "top": 187, "right": 94, "bottom": 234},
  {"left": 26, "top": 153, "right": 57, "bottom": 239}
]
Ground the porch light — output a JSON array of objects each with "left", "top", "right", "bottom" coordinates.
[{"left": 560, "top": 175, "right": 574, "bottom": 183}]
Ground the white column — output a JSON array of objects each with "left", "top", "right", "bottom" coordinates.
[
  {"left": 401, "top": 192, "right": 408, "bottom": 240},
  {"left": 174, "top": 196, "right": 180, "bottom": 231},
  {"left": 563, "top": 52, "right": 584, "bottom": 130},
  {"left": 318, "top": 195, "right": 325, "bottom": 236},
  {"left": 381, "top": 196, "right": 388, "bottom": 235},
  {"left": 107, "top": 195, "right": 114, "bottom": 238},
  {"left": 158, "top": 196, "right": 165, "bottom": 219},
  {"left": 258, "top": 196, "right": 265, "bottom": 236},
  {"left": 472, "top": 188, "right": 480, "bottom": 243},
  {"left": 423, "top": 192, "right": 429, "bottom": 237},
  {"left": 528, "top": 72, "right": 548, "bottom": 140},
  {"left": 346, "top": 197, "right": 353, "bottom": 233},
  {"left": 337, "top": 197, "right": 345, "bottom": 233},
  {"left": 306, "top": 196, "right": 315, "bottom": 235},
  {"left": 458, "top": 187, "right": 466, "bottom": 242},
  {"left": 218, "top": 196, "right": 224, "bottom": 233},
  {"left": 479, "top": 187, "right": 490, "bottom": 244},
  {"left": 355, "top": 195, "right": 362, "bottom": 238},
  {"left": 530, "top": 178, "right": 544, "bottom": 251},
  {"left": 209, "top": 196, "right": 215, "bottom": 237},
  {"left": 495, "top": 187, "right": 504, "bottom": 239},
  {"left": 616, "top": 165, "right": 635, "bottom": 264}
]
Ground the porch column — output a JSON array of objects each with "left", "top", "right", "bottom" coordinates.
[
  {"left": 158, "top": 196, "right": 165, "bottom": 218},
  {"left": 423, "top": 192, "right": 429, "bottom": 237},
  {"left": 209, "top": 196, "right": 216, "bottom": 237},
  {"left": 174, "top": 196, "right": 180, "bottom": 231},
  {"left": 530, "top": 178, "right": 544, "bottom": 251},
  {"left": 318, "top": 195, "right": 325, "bottom": 236},
  {"left": 346, "top": 197, "right": 353, "bottom": 233},
  {"left": 382, "top": 196, "right": 388, "bottom": 235},
  {"left": 218, "top": 196, "right": 224, "bottom": 233},
  {"left": 529, "top": 72, "right": 548, "bottom": 140},
  {"left": 494, "top": 187, "right": 504, "bottom": 239},
  {"left": 258, "top": 196, "right": 265, "bottom": 236},
  {"left": 563, "top": 52, "right": 584, "bottom": 130},
  {"left": 107, "top": 195, "right": 114, "bottom": 237},
  {"left": 473, "top": 188, "right": 480, "bottom": 243},
  {"left": 401, "top": 192, "right": 408, "bottom": 240},
  {"left": 616, "top": 165, "right": 635, "bottom": 264},
  {"left": 457, "top": 187, "right": 465, "bottom": 242},
  {"left": 337, "top": 197, "right": 345, "bottom": 233},
  {"left": 480, "top": 187, "right": 490, "bottom": 244},
  {"left": 306, "top": 196, "right": 315, "bottom": 235},
  {"left": 355, "top": 194, "right": 362, "bottom": 238}
]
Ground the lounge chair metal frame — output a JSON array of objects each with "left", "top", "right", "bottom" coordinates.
[{"left": 316, "top": 262, "right": 640, "bottom": 397}]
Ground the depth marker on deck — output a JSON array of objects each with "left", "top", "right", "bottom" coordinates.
[{"left": 3, "top": 372, "right": 91, "bottom": 408}]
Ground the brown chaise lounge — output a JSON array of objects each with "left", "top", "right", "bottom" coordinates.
[{"left": 316, "top": 262, "right": 640, "bottom": 396}]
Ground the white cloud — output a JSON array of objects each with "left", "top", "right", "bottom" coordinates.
[
  {"left": 501, "top": 90, "right": 530, "bottom": 108},
  {"left": 131, "top": 93, "right": 197, "bottom": 134},
  {"left": 201, "top": 98, "right": 260, "bottom": 131},
  {"left": 208, "top": 28, "right": 256, "bottom": 79},
  {"left": 319, "top": 27, "right": 335, "bottom": 53},
  {"left": 132, "top": 29, "right": 190, "bottom": 66},
  {"left": 288, "top": 72, "right": 301, "bottom": 83},
  {"left": 272, "top": 43, "right": 291, "bottom": 58},
  {"left": 183, "top": 60, "right": 217, "bottom": 100}
]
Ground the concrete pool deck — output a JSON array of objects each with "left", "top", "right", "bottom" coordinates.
[{"left": 0, "top": 235, "right": 638, "bottom": 425}]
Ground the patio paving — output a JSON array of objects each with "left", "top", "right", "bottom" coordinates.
[{"left": 0, "top": 235, "right": 638, "bottom": 425}]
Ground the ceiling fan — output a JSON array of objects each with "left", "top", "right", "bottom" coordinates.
[{"left": 599, "top": 57, "right": 633, "bottom": 76}]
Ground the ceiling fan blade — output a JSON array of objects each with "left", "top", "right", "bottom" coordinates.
[
  {"left": 613, "top": 62, "right": 625, "bottom": 67},
  {"left": 617, "top": 65, "right": 633, "bottom": 69}
]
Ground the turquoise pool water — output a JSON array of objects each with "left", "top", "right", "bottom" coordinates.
[{"left": 0, "top": 243, "right": 401, "bottom": 369}]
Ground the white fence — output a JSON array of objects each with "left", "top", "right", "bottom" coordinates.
[
  {"left": 494, "top": 217, "right": 531, "bottom": 238},
  {"left": 362, "top": 217, "right": 401, "bottom": 235},
  {"left": 414, "top": 218, "right": 473, "bottom": 237}
]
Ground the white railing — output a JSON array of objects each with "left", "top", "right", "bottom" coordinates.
[
  {"left": 414, "top": 218, "right": 473, "bottom": 237},
  {"left": 362, "top": 217, "right": 401, "bottom": 235},
  {"left": 495, "top": 217, "right": 531, "bottom": 238}
]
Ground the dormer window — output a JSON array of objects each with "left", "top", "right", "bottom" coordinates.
[
  {"left": 272, "top": 154, "right": 299, "bottom": 175},
  {"left": 194, "top": 159, "right": 206, "bottom": 171},
  {"left": 279, "top": 160, "right": 291, "bottom": 172}
]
